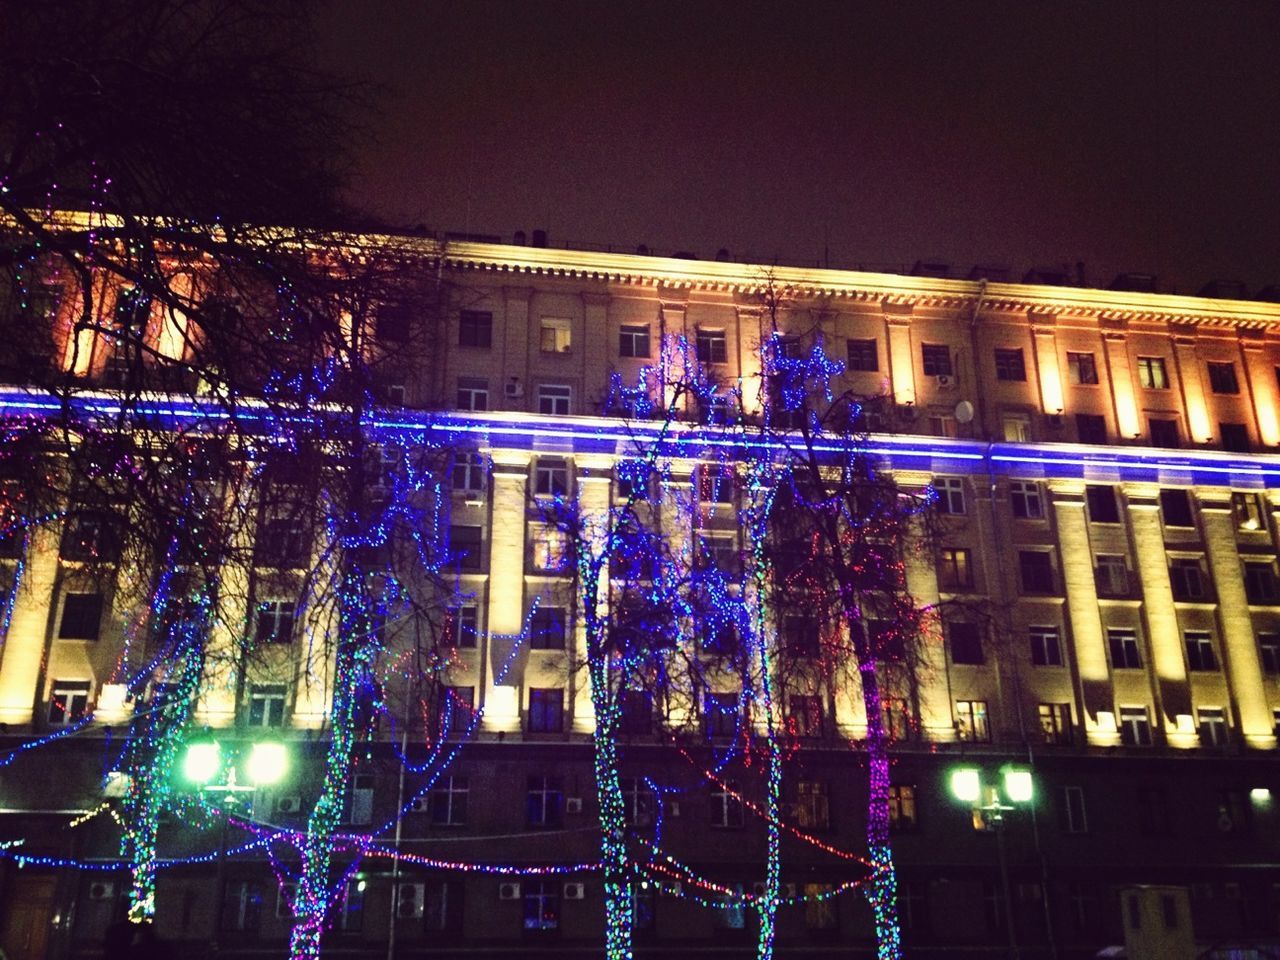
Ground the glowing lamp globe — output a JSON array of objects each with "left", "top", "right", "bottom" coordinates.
[
  {"left": 1002, "top": 767, "right": 1034, "bottom": 805},
  {"left": 949, "top": 767, "right": 982, "bottom": 805},
  {"left": 182, "top": 741, "right": 221, "bottom": 784},
  {"left": 246, "top": 741, "right": 289, "bottom": 786}
]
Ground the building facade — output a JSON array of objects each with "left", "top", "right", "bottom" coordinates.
[{"left": 2, "top": 236, "right": 1280, "bottom": 958}]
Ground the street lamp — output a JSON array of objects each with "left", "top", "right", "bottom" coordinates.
[
  {"left": 182, "top": 737, "right": 290, "bottom": 950},
  {"left": 948, "top": 764, "right": 1035, "bottom": 959}
]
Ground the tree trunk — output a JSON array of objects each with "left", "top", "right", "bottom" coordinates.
[
  {"left": 858, "top": 658, "right": 902, "bottom": 960},
  {"left": 587, "top": 650, "right": 633, "bottom": 960}
]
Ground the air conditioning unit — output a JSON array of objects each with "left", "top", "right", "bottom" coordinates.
[
  {"left": 666, "top": 799, "right": 681, "bottom": 818},
  {"left": 504, "top": 379, "right": 524, "bottom": 399},
  {"left": 752, "top": 882, "right": 798, "bottom": 898},
  {"left": 275, "top": 795, "right": 303, "bottom": 814},
  {"left": 498, "top": 881, "right": 522, "bottom": 901},
  {"left": 898, "top": 404, "right": 919, "bottom": 421},
  {"left": 409, "top": 796, "right": 429, "bottom": 814},
  {"left": 752, "top": 882, "right": 769, "bottom": 898},
  {"left": 935, "top": 374, "right": 956, "bottom": 388},
  {"left": 88, "top": 881, "right": 116, "bottom": 901},
  {"left": 1047, "top": 413, "right": 1064, "bottom": 428},
  {"left": 396, "top": 883, "right": 425, "bottom": 919},
  {"left": 565, "top": 797, "right": 583, "bottom": 815},
  {"left": 782, "top": 883, "right": 797, "bottom": 898},
  {"left": 563, "top": 882, "right": 586, "bottom": 900}
]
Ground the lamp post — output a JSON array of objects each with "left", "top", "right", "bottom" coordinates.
[
  {"left": 949, "top": 764, "right": 1035, "bottom": 960},
  {"left": 182, "top": 738, "right": 289, "bottom": 953}
]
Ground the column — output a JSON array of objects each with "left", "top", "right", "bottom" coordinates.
[
  {"left": 735, "top": 305, "right": 765, "bottom": 416},
  {"left": 482, "top": 449, "right": 530, "bottom": 732},
  {"left": 1197, "top": 491, "right": 1276, "bottom": 749},
  {"left": 884, "top": 312, "right": 916, "bottom": 406},
  {"left": 661, "top": 461, "right": 697, "bottom": 728},
  {"left": 571, "top": 454, "right": 613, "bottom": 734},
  {"left": 195, "top": 495, "right": 255, "bottom": 729},
  {"left": 1030, "top": 314, "right": 1064, "bottom": 415},
  {"left": 0, "top": 524, "right": 62, "bottom": 724},
  {"left": 1171, "top": 328, "right": 1212, "bottom": 445},
  {"left": 1239, "top": 334, "right": 1280, "bottom": 448},
  {"left": 1123, "top": 483, "right": 1192, "bottom": 737},
  {"left": 1048, "top": 481, "right": 1114, "bottom": 744},
  {"left": 580, "top": 292, "right": 611, "bottom": 407},
  {"left": 1100, "top": 327, "right": 1141, "bottom": 440},
  {"left": 501, "top": 287, "right": 532, "bottom": 402}
]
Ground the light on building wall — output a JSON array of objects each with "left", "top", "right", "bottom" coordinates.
[
  {"left": 1001, "top": 767, "right": 1034, "bottom": 805},
  {"left": 949, "top": 767, "right": 982, "bottom": 805},
  {"left": 1096, "top": 710, "right": 1117, "bottom": 732}
]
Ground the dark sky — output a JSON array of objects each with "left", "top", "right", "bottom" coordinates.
[{"left": 316, "top": 1, "right": 1280, "bottom": 294}]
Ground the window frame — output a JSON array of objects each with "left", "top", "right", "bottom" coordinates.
[
  {"left": 695, "top": 328, "right": 728, "bottom": 365},
  {"left": 1067, "top": 351, "right": 1099, "bottom": 385},
  {"left": 846, "top": 338, "right": 879, "bottom": 372},
  {"left": 457, "top": 310, "right": 493, "bottom": 349},
  {"left": 994, "top": 347, "right": 1027, "bottom": 381},
  {"left": 1207, "top": 361, "right": 1239, "bottom": 395},
  {"left": 526, "top": 688, "right": 565, "bottom": 734},
  {"left": 1010, "top": 480, "right": 1044, "bottom": 519},
  {"left": 1137, "top": 355, "right": 1169, "bottom": 389},
  {"left": 1108, "top": 627, "right": 1143, "bottom": 669},
  {"left": 536, "top": 384, "right": 572, "bottom": 416},
  {"left": 921, "top": 343, "right": 953, "bottom": 377},
  {"left": 618, "top": 324, "right": 651, "bottom": 359}
]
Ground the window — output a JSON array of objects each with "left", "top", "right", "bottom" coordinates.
[
  {"left": 704, "top": 691, "right": 739, "bottom": 738},
  {"left": 337, "top": 876, "right": 365, "bottom": 932},
  {"left": 1038, "top": 702, "right": 1073, "bottom": 744},
  {"left": 456, "top": 377, "right": 489, "bottom": 411},
  {"left": 451, "top": 452, "right": 486, "bottom": 494},
  {"left": 1019, "top": 550, "right": 1055, "bottom": 593},
  {"left": 783, "top": 615, "right": 819, "bottom": 657},
  {"left": 846, "top": 338, "right": 878, "bottom": 372},
  {"left": 254, "top": 600, "right": 295, "bottom": 645},
  {"left": 530, "top": 526, "right": 570, "bottom": 573},
  {"left": 526, "top": 775, "right": 563, "bottom": 828},
  {"left": 1244, "top": 561, "right": 1280, "bottom": 603},
  {"left": 1010, "top": 480, "right": 1044, "bottom": 519},
  {"left": 794, "top": 781, "right": 830, "bottom": 830},
  {"left": 1259, "top": 633, "right": 1280, "bottom": 674},
  {"left": 921, "top": 344, "right": 952, "bottom": 376},
  {"left": 374, "top": 303, "right": 411, "bottom": 344},
  {"left": 449, "top": 525, "right": 483, "bottom": 571},
  {"left": 523, "top": 879, "right": 559, "bottom": 931},
  {"left": 1137, "top": 356, "right": 1169, "bottom": 389},
  {"left": 614, "top": 462, "right": 653, "bottom": 502},
  {"left": 248, "top": 684, "right": 287, "bottom": 728},
  {"left": 619, "top": 690, "right": 653, "bottom": 735},
  {"left": 955, "top": 700, "right": 990, "bottom": 742},
  {"left": 939, "top": 548, "right": 974, "bottom": 590},
  {"left": 1233, "top": 492, "right": 1264, "bottom": 531},
  {"left": 1161, "top": 893, "right": 1179, "bottom": 930},
  {"left": 539, "top": 317, "right": 572, "bottom": 353},
  {"left": 448, "top": 605, "right": 478, "bottom": 648},
  {"left": 47, "top": 679, "right": 90, "bottom": 725},
  {"left": 697, "top": 465, "right": 736, "bottom": 505},
  {"left": 58, "top": 592, "right": 103, "bottom": 640},
  {"left": 1076, "top": 413, "right": 1107, "bottom": 443},
  {"left": 1184, "top": 631, "right": 1218, "bottom": 671},
  {"left": 1086, "top": 485, "right": 1120, "bottom": 523},
  {"left": 60, "top": 515, "right": 119, "bottom": 562},
  {"left": 630, "top": 883, "right": 655, "bottom": 931},
  {"left": 1068, "top": 351, "right": 1099, "bottom": 385},
  {"left": 788, "top": 694, "right": 824, "bottom": 738},
  {"left": 458, "top": 310, "right": 492, "bottom": 348},
  {"left": 620, "top": 777, "right": 655, "bottom": 825},
  {"left": 697, "top": 532, "right": 740, "bottom": 576},
  {"left": 1108, "top": 628, "right": 1143, "bottom": 669},
  {"left": 530, "top": 606, "right": 567, "bottom": 650},
  {"left": 888, "top": 784, "right": 917, "bottom": 831},
  {"left": 1119, "top": 705, "right": 1153, "bottom": 746},
  {"left": 1095, "top": 555, "right": 1129, "bottom": 597},
  {"left": 1220, "top": 423, "right": 1251, "bottom": 453},
  {"left": 1149, "top": 417, "right": 1180, "bottom": 448},
  {"left": 534, "top": 458, "right": 569, "bottom": 498},
  {"left": 618, "top": 324, "right": 650, "bottom": 359},
  {"left": 899, "top": 881, "right": 930, "bottom": 934},
  {"left": 1061, "top": 786, "right": 1088, "bottom": 833},
  {"left": 1207, "top": 361, "right": 1239, "bottom": 394},
  {"left": 928, "top": 414, "right": 959, "bottom": 437},
  {"left": 222, "top": 880, "right": 264, "bottom": 933},
  {"left": 713, "top": 883, "right": 746, "bottom": 930},
  {"left": 1198, "top": 707, "right": 1228, "bottom": 747},
  {"left": 1002, "top": 413, "right": 1032, "bottom": 442},
  {"left": 1137, "top": 785, "right": 1173, "bottom": 837},
  {"left": 695, "top": 328, "right": 727, "bottom": 364},
  {"left": 949, "top": 622, "right": 984, "bottom": 665},
  {"left": 994, "top": 348, "right": 1026, "bottom": 381},
  {"left": 1029, "top": 626, "right": 1063, "bottom": 667},
  {"left": 710, "top": 779, "right": 744, "bottom": 828},
  {"left": 441, "top": 686, "right": 474, "bottom": 734},
  {"left": 527, "top": 688, "right": 564, "bottom": 733},
  {"left": 254, "top": 519, "right": 308, "bottom": 569},
  {"left": 537, "top": 384, "right": 571, "bottom": 416},
  {"left": 1160, "top": 489, "right": 1195, "bottom": 527},
  {"left": 803, "top": 884, "right": 838, "bottom": 931},
  {"left": 113, "top": 287, "right": 151, "bottom": 335},
  {"left": 1169, "top": 558, "right": 1209, "bottom": 601},
  {"left": 934, "top": 477, "right": 965, "bottom": 515},
  {"left": 881, "top": 698, "right": 913, "bottom": 742},
  {"left": 429, "top": 775, "right": 469, "bottom": 825}
]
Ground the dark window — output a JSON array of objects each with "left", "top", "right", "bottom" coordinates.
[
  {"left": 429, "top": 775, "right": 469, "bottom": 825},
  {"left": 888, "top": 784, "right": 917, "bottom": 831},
  {"left": 441, "top": 686, "right": 474, "bottom": 734},
  {"left": 704, "top": 692, "right": 739, "bottom": 738},
  {"left": 921, "top": 344, "right": 952, "bottom": 376},
  {"left": 1184, "top": 631, "right": 1217, "bottom": 671},
  {"left": 375, "top": 304, "right": 412, "bottom": 343},
  {"left": 1108, "top": 628, "right": 1143, "bottom": 669},
  {"left": 934, "top": 477, "right": 965, "bottom": 514},
  {"left": 1259, "top": 634, "right": 1280, "bottom": 674},
  {"left": 58, "top": 593, "right": 103, "bottom": 640},
  {"left": 1244, "top": 562, "right": 1280, "bottom": 603},
  {"left": 846, "top": 338, "right": 878, "bottom": 372},
  {"left": 254, "top": 519, "right": 308, "bottom": 569},
  {"left": 1029, "top": 627, "right": 1062, "bottom": 666},
  {"left": 710, "top": 780, "right": 744, "bottom": 828},
  {"left": 47, "top": 680, "right": 90, "bottom": 724},
  {"left": 221, "top": 881, "right": 264, "bottom": 933},
  {"left": 784, "top": 615, "right": 820, "bottom": 657},
  {"left": 523, "top": 879, "right": 560, "bottom": 931},
  {"left": 1010, "top": 481, "right": 1044, "bottom": 519},
  {"left": 696, "top": 329, "right": 727, "bottom": 364},
  {"left": 60, "top": 515, "right": 120, "bottom": 563},
  {"left": 450, "top": 525, "right": 483, "bottom": 571},
  {"left": 1095, "top": 555, "right": 1130, "bottom": 597},
  {"left": 1137, "top": 786, "right": 1173, "bottom": 837},
  {"left": 1019, "top": 551, "right": 1055, "bottom": 593},
  {"left": 1067, "top": 352, "right": 1099, "bottom": 385},
  {"left": 619, "top": 690, "right": 653, "bottom": 735},
  {"left": 247, "top": 684, "right": 287, "bottom": 727},
  {"left": 788, "top": 694, "right": 824, "bottom": 737},
  {"left": 526, "top": 775, "right": 563, "bottom": 828},
  {"left": 1207, "top": 362, "right": 1239, "bottom": 394},
  {"left": 1149, "top": 417, "right": 1180, "bottom": 448},
  {"left": 1220, "top": 423, "right": 1251, "bottom": 453},
  {"left": 254, "top": 600, "right": 295, "bottom": 645},
  {"left": 949, "top": 622, "right": 984, "bottom": 664},
  {"left": 1169, "top": 558, "right": 1209, "bottom": 601},
  {"left": 1119, "top": 706, "right": 1152, "bottom": 746},
  {"left": 458, "top": 310, "right": 492, "bottom": 348},
  {"left": 527, "top": 688, "right": 564, "bottom": 733},
  {"left": 621, "top": 777, "right": 656, "bottom": 826},
  {"left": 113, "top": 287, "right": 151, "bottom": 335},
  {"left": 1076, "top": 413, "right": 1108, "bottom": 444},
  {"left": 618, "top": 324, "right": 650, "bottom": 358},
  {"left": 1061, "top": 786, "right": 1088, "bottom": 833},
  {"left": 994, "top": 348, "right": 1026, "bottom": 381},
  {"left": 530, "top": 606, "right": 567, "bottom": 650},
  {"left": 1086, "top": 485, "right": 1121, "bottom": 523},
  {"left": 1160, "top": 489, "right": 1195, "bottom": 527},
  {"left": 448, "top": 606, "right": 478, "bottom": 648},
  {"left": 456, "top": 377, "right": 488, "bottom": 411}
]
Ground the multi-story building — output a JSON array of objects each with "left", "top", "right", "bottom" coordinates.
[{"left": 1, "top": 235, "right": 1279, "bottom": 959}]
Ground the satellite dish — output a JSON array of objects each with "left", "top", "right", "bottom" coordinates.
[{"left": 954, "top": 400, "right": 975, "bottom": 424}]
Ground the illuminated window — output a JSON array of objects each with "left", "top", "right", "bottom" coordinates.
[
  {"left": 58, "top": 592, "right": 104, "bottom": 640},
  {"left": 710, "top": 780, "right": 744, "bottom": 828},
  {"left": 949, "top": 622, "right": 984, "bottom": 665},
  {"left": 1198, "top": 707, "right": 1228, "bottom": 747},
  {"left": 539, "top": 317, "right": 572, "bottom": 353},
  {"left": 1038, "top": 702, "right": 1072, "bottom": 744},
  {"left": 526, "top": 775, "right": 563, "bottom": 828},
  {"left": 254, "top": 600, "right": 295, "bottom": 645},
  {"left": 1119, "top": 705, "right": 1152, "bottom": 746},
  {"left": 47, "top": 679, "right": 90, "bottom": 725},
  {"left": 429, "top": 775, "right": 469, "bottom": 825},
  {"left": 994, "top": 348, "right": 1026, "bottom": 381},
  {"left": 1169, "top": 558, "right": 1209, "bottom": 601},
  {"left": 527, "top": 689, "right": 564, "bottom": 733},
  {"left": 458, "top": 310, "right": 492, "bottom": 349},
  {"left": 803, "top": 884, "right": 838, "bottom": 930},
  {"left": 530, "top": 606, "right": 567, "bottom": 650},
  {"left": 1137, "top": 356, "right": 1169, "bottom": 389},
  {"left": 1207, "top": 361, "right": 1239, "bottom": 394},
  {"left": 888, "top": 784, "right": 917, "bottom": 831},
  {"left": 939, "top": 548, "right": 974, "bottom": 591},
  {"left": 695, "top": 328, "right": 727, "bottom": 364},
  {"left": 1076, "top": 413, "right": 1107, "bottom": 443},
  {"left": 1029, "top": 626, "right": 1062, "bottom": 666},
  {"left": 1002, "top": 413, "right": 1032, "bottom": 442},
  {"left": 713, "top": 883, "right": 746, "bottom": 929},
  {"left": 1010, "top": 480, "right": 1044, "bottom": 518},
  {"left": 846, "top": 338, "right": 878, "bottom": 372},
  {"left": 795, "top": 780, "right": 830, "bottom": 830},
  {"left": 921, "top": 344, "right": 952, "bottom": 376},
  {"left": 934, "top": 477, "right": 965, "bottom": 514},
  {"left": 1067, "top": 351, "right": 1098, "bottom": 385},
  {"left": 1184, "top": 631, "right": 1217, "bottom": 671},
  {"left": 1086, "top": 485, "right": 1120, "bottom": 523},
  {"left": 1108, "top": 628, "right": 1143, "bottom": 669},
  {"left": 618, "top": 324, "right": 650, "bottom": 358},
  {"left": 537, "top": 384, "right": 572, "bottom": 416},
  {"left": 955, "top": 700, "right": 990, "bottom": 742},
  {"left": 456, "top": 376, "right": 488, "bottom": 411},
  {"left": 247, "top": 684, "right": 287, "bottom": 728}
]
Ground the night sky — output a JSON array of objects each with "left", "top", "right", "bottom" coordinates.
[{"left": 317, "top": 1, "right": 1280, "bottom": 295}]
